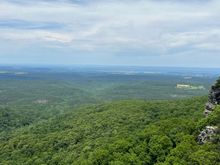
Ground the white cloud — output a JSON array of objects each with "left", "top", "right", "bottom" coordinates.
[
  {"left": 161, "top": 29, "right": 220, "bottom": 50},
  {"left": 0, "top": 30, "right": 73, "bottom": 43},
  {"left": 0, "top": 0, "right": 220, "bottom": 66}
]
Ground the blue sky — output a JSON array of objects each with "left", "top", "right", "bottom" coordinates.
[{"left": 0, "top": 0, "right": 220, "bottom": 67}]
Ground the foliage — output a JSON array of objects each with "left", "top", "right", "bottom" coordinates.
[
  {"left": 0, "top": 67, "right": 219, "bottom": 164},
  {"left": 215, "top": 77, "right": 220, "bottom": 88},
  {"left": 1, "top": 97, "right": 219, "bottom": 164}
]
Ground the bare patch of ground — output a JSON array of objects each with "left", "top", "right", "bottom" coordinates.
[{"left": 33, "top": 99, "right": 48, "bottom": 104}]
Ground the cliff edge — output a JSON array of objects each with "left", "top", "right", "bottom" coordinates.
[{"left": 198, "top": 77, "right": 220, "bottom": 144}]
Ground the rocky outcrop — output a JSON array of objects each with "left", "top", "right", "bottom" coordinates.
[
  {"left": 197, "top": 126, "right": 217, "bottom": 144},
  {"left": 209, "top": 85, "right": 220, "bottom": 104},
  {"left": 198, "top": 78, "right": 220, "bottom": 144},
  {"left": 204, "top": 102, "right": 215, "bottom": 117},
  {"left": 204, "top": 85, "right": 220, "bottom": 117}
]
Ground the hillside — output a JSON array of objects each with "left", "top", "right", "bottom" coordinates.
[
  {"left": 1, "top": 97, "right": 220, "bottom": 165},
  {"left": 0, "top": 68, "right": 215, "bottom": 135}
]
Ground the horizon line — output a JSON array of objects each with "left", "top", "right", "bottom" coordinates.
[{"left": 0, "top": 63, "right": 220, "bottom": 70}]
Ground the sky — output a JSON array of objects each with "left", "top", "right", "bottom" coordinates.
[{"left": 0, "top": 0, "right": 220, "bottom": 67}]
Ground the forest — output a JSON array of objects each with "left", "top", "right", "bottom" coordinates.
[
  {"left": 0, "top": 67, "right": 219, "bottom": 164},
  {"left": 1, "top": 0, "right": 220, "bottom": 163}
]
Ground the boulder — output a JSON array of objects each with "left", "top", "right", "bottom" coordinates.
[
  {"left": 205, "top": 102, "right": 215, "bottom": 111},
  {"left": 209, "top": 86, "right": 220, "bottom": 104},
  {"left": 197, "top": 126, "right": 217, "bottom": 144},
  {"left": 204, "top": 109, "right": 213, "bottom": 117},
  {"left": 204, "top": 102, "right": 215, "bottom": 117}
]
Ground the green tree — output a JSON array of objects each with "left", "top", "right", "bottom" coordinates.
[
  {"left": 148, "top": 135, "right": 173, "bottom": 163},
  {"left": 190, "top": 150, "right": 219, "bottom": 165},
  {"left": 215, "top": 77, "right": 220, "bottom": 88}
]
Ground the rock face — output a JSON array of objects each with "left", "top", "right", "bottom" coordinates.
[
  {"left": 204, "top": 102, "right": 215, "bottom": 117},
  {"left": 209, "top": 85, "right": 220, "bottom": 104},
  {"left": 198, "top": 78, "right": 220, "bottom": 144},
  {"left": 198, "top": 126, "right": 217, "bottom": 144},
  {"left": 204, "top": 85, "right": 220, "bottom": 117}
]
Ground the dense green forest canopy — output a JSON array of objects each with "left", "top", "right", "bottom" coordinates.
[{"left": 0, "top": 97, "right": 220, "bottom": 164}]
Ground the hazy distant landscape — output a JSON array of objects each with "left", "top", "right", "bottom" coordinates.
[
  {"left": 0, "top": 66, "right": 218, "bottom": 107},
  {"left": 0, "top": 66, "right": 218, "bottom": 118},
  {"left": 0, "top": 65, "right": 218, "bottom": 130}
]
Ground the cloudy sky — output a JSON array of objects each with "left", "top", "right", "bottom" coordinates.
[{"left": 0, "top": 0, "right": 220, "bottom": 67}]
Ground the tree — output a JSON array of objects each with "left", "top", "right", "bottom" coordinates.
[
  {"left": 215, "top": 77, "right": 220, "bottom": 88},
  {"left": 148, "top": 135, "right": 173, "bottom": 163},
  {"left": 190, "top": 150, "right": 219, "bottom": 165}
]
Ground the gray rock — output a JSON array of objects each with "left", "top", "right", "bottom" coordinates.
[
  {"left": 205, "top": 102, "right": 215, "bottom": 110},
  {"left": 198, "top": 80, "right": 220, "bottom": 144},
  {"left": 209, "top": 87, "right": 220, "bottom": 104},
  {"left": 204, "top": 109, "right": 213, "bottom": 117},
  {"left": 197, "top": 126, "right": 217, "bottom": 144},
  {"left": 204, "top": 102, "right": 215, "bottom": 117},
  {"left": 204, "top": 85, "right": 220, "bottom": 117}
]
